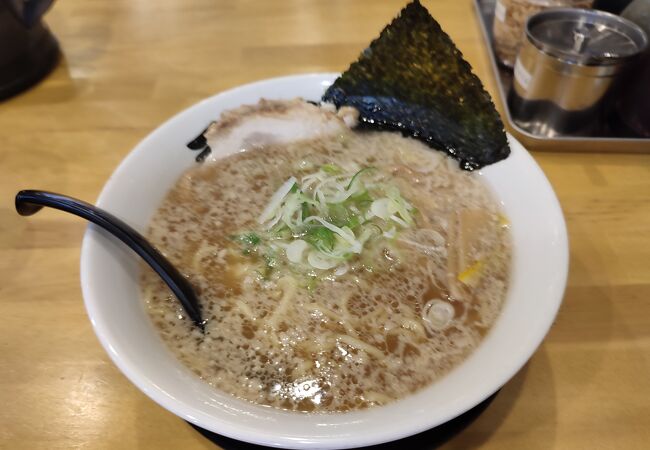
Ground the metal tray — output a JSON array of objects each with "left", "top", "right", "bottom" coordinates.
[{"left": 473, "top": 0, "right": 650, "bottom": 152}]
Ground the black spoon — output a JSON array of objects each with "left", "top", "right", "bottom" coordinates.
[{"left": 15, "top": 190, "right": 204, "bottom": 331}]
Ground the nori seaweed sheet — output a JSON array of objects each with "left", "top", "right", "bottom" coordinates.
[{"left": 322, "top": 0, "right": 509, "bottom": 171}]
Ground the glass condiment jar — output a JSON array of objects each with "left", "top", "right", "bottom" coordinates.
[{"left": 492, "top": 0, "right": 594, "bottom": 67}]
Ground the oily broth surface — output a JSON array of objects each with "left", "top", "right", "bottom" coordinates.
[{"left": 142, "top": 130, "right": 511, "bottom": 412}]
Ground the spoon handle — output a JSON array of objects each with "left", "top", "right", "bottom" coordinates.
[{"left": 15, "top": 190, "right": 204, "bottom": 330}]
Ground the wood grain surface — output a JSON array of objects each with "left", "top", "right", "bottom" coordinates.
[{"left": 1, "top": 1, "right": 649, "bottom": 449}]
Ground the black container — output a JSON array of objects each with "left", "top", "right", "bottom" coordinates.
[{"left": 0, "top": 0, "right": 59, "bottom": 100}]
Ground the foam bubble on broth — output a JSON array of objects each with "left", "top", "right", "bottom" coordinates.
[{"left": 142, "top": 128, "right": 511, "bottom": 412}]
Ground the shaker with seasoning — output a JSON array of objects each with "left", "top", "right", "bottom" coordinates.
[
  {"left": 508, "top": 8, "right": 648, "bottom": 136},
  {"left": 492, "top": 0, "right": 593, "bottom": 68}
]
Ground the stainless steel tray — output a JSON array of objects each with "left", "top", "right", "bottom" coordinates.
[{"left": 473, "top": 0, "right": 650, "bottom": 152}]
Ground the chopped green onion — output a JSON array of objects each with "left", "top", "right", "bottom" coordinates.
[
  {"left": 346, "top": 215, "right": 361, "bottom": 229},
  {"left": 244, "top": 164, "right": 415, "bottom": 274},
  {"left": 258, "top": 176, "right": 297, "bottom": 225},
  {"left": 321, "top": 163, "right": 342, "bottom": 174},
  {"left": 234, "top": 233, "right": 261, "bottom": 246},
  {"left": 301, "top": 202, "right": 311, "bottom": 220},
  {"left": 347, "top": 167, "right": 375, "bottom": 190},
  {"left": 286, "top": 239, "right": 308, "bottom": 263},
  {"left": 348, "top": 190, "right": 373, "bottom": 207},
  {"left": 304, "top": 216, "right": 361, "bottom": 254},
  {"left": 304, "top": 226, "right": 336, "bottom": 252},
  {"left": 308, "top": 251, "right": 339, "bottom": 270}
]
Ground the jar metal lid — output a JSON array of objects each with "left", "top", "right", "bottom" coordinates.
[{"left": 525, "top": 8, "right": 648, "bottom": 66}]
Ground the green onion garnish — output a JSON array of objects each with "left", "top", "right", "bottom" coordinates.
[{"left": 238, "top": 164, "right": 416, "bottom": 274}]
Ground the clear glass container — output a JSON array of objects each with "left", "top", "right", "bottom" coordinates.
[{"left": 492, "top": 0, "right": 594, "bottom": 68}]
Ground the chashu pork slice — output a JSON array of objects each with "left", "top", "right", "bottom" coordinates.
[{"left": 201, "top": 99, "right": 359, "bottom": 162}]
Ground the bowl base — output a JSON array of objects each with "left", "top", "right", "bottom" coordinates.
[{"left": 187, "top": 391, "right": 498, "bottom": 450}]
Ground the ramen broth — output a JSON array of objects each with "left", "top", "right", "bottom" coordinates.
[{"left": 141, "top": 129, "right": 511, "bottom": 412}]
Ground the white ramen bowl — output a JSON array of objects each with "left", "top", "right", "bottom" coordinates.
[{"left": 80, "top": 73, "right": 568, "bottom": 449}]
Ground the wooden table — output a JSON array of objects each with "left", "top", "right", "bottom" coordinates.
[{"left": 1, "top": 1, "right": 649, "bottom": 448}]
